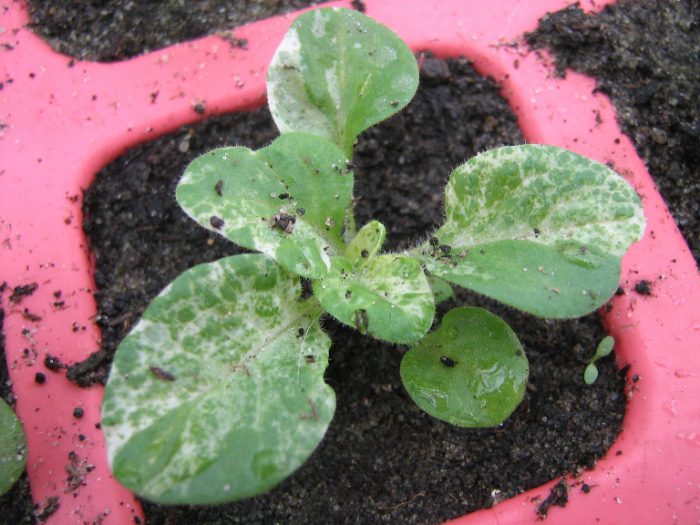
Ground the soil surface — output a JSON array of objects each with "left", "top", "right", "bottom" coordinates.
[
  {"left": 26, "top": 0, "right": 320, "bottom": 62},
  {"left": 79, "top": 55, "right": 626, "bottom": 524},
  {"left": 5, "top": 0, "right": 695, "bottom": 523}
]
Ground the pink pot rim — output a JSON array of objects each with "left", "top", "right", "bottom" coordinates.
[{"left": 1, "top": 1, "right": 698, "bottom": 524}]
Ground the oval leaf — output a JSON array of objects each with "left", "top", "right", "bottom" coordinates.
[
  {"left": 102, "top": 254, "right": 335, "bottom": 504},
  {"left": 400, "top": 307, "right": 529, "bottom": 427},
  {"left": 177, "top": 132, "right": 353, "bottom": 279},
  {"left": 345, "top": 220, "right": 386, "bottom": 262},
  {"left": 267, "top": 8, "right": 419, "bottom": 157},
  {"left": 0, "top": 398, "right": 26, "bottom": 496},
  {"left": 314, "top": 254, "right": 434, "bottom": 344},
  {"left": 594, "top": 335, "right": 615, "bottom": 359},
  {"left": 584, "top": 363, "right": 599, "bottom": 385},
  {"left": 417, "top": 145, "right": 645, "bottom": 318}
]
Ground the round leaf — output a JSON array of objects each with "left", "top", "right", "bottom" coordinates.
[
  {"left": 400, "top": 307, "right": 529, "bottom": 427},
  {"left": 267, "top": 8, "right": 419, "bottom": 156},
  {"left": 0, "top": 398, "right": 26, "bottom": 496},
  {"left": 102, "top": 254, "right": 335, "bottom": 504},
  {"left": 417, "top": 145, "right": 645, "bottom": 318},
  {"left": 314, "top": 254, "right": 434, "bottom": 344},
  {"left": 177, "top": 132, "right": 353, "bottom": 279}
]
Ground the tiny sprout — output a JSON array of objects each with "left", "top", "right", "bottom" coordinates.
[{"left": 584, "top": 335, "right": 615, "bottom": 385}]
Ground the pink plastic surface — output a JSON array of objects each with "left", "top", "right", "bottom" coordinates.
[{"left": 1, "top": 1, "right": 698, "bottom": 524}]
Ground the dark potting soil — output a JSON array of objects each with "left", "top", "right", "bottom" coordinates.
[
  {"left": 77, "top": 55, "right": 626, "bottom": 524},
  {"left": 25, "top": 0, "right": 320, "bottom": 62},
  {"left": 527, "top": 0, "right": 700, "bottom": 264}
]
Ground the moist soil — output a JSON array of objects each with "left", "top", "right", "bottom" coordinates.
[{"left": 3, "top": 0, "right": 696, "bottom": 523}]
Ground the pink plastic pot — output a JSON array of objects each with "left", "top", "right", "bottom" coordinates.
[{"left": 1, "top": 1, "right": 698, "bottom": 523}]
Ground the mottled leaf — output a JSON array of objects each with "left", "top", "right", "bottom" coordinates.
[
  {"left": 102, "top": 254, "right": 334, "bottom": 504},
  {"left": 400, "top": 307, "right": 528, "bottom": 427},
  {"left": 0, "top": 398, "right": 26, "bottom": 496},
  {"left": 345, "top": 220, "right": 386, "bottom": 262},
  {"left": 314, "top": 254, "right": 434, "bottom": 344},
  {"left": 268, "top": 7, "right": 419, "bottom": 156},
  {"left": 177, "top": 132, "right": 353, "bottom": 279},
  {"left": 416, "top": 145, "right": 645, "bottom": 318}
]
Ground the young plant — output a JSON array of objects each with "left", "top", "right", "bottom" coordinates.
[
  {"left": 101, "top": 7, "right": 645, "bottom": 504},
  {"left": 584, "top": 335, "right": 615, "bottom": 384},
  {"left": 0, "top": 398, "right": 26, "bottom": 496}
]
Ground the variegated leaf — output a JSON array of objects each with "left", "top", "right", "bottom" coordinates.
[
  {"left": 400, "top": 307, "right": 528, "bottom": 427},
  {"left": 102, "top": 254, "right": 334, "bottom": 504},
  {"left": 267, "top": 7, "right": 419, "bottom": 157},
  {"left": 314, "top": 253, "right": 434, "bottom": 344},
  {"left": 176, "top": 132, "right": 353, "bottom": 279},
  {"left": 345, "top": 220, "right": 386, "bottom": 262},
  {"left": 415, "top": 145, "right": 645, "bottom": 318}
]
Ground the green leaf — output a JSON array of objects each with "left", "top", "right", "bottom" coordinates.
[
  {"left": 0, "top": 398, "right": 26, "bottom": 496},
  {"left": 345, "top": 220, "right": 386, "bottom": 262},
  {"left": 267, "top": 7, "right": 419, "bottom": 157},
  {"left": 400, "top": 307, "right": 528, "bottom": 427},
  {"left": 177, "top": 132, "right": 354, "bottom": 279},
  {"left": 314, "top": 254, "right": 434, "bottom": 344},
  {"left": 102, "top": 254, "right": 335, "bottom": 504},
  {"left": 416, "top": 145, "right": 645, "bottom": 318},
  {"left": 584, "top": 363, "right": 599, "bottom": 385},
  {"left": 594, "top": 335, "right": 615, "bottom": 359},
  {"left": 428, "top": 275, "right": 455, "bottom": 305}
]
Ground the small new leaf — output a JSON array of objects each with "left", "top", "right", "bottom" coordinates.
[
  {"left": 102, "top": 254, "right": 335, "bottom": 504},
  {"left": 417, "top": 145, "right": 645, "bottom": 318},
  {"left": 0, "top": 398, "right": 26, "bottom": 496},
  {"left": 267, "top": 8, "right": 419, "bottom": 157},
  {"left": 345, "top": 220, "right": 386, "bottom": 262},
  {"left": 400, "top": 307, "right": 529, "bottom": 427},
  {"left": 314, "top": 253, "right": 434, "bottom": 344},
  {"left": 177, "top": 132, "right": 353, "bottom": 279}
]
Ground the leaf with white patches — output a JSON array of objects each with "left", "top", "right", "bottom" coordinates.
[
  {"left": 177, "top": 132, "right": 353, "bottom": 279},
  {"left": 0, "top": 399, "right": 26, "bottom": 496},
  {"left": 102, "top": 254, "right": 334, "bottom": 504},
  {"left": 400, "top": 307, "right": 528, "bottom": 427},
  {"left": 415, "top": 145, "right": 645, "bottom": 318},
  {"left": 345, "top": 220, "right": 386, "bottom": 262},
  {"left": 267, "top": 8, "right": 419, "bottom": 157},
  {"left": 314, "top": 253, "right": 434, "bottom": 344}
]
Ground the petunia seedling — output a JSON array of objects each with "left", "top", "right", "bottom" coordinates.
[
  {"left": 584, "top": 335, "right": 616, "bottom": 384},
  {"left": 101, "top": 7, "right": 645, "bottom": 505}
]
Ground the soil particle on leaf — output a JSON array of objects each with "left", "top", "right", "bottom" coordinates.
[
  {"left": 527, "top": 0, "right": 700, "bottom": 263},
  {"left": 81, "top": 57, "right": 625, "bottom": 524}
]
